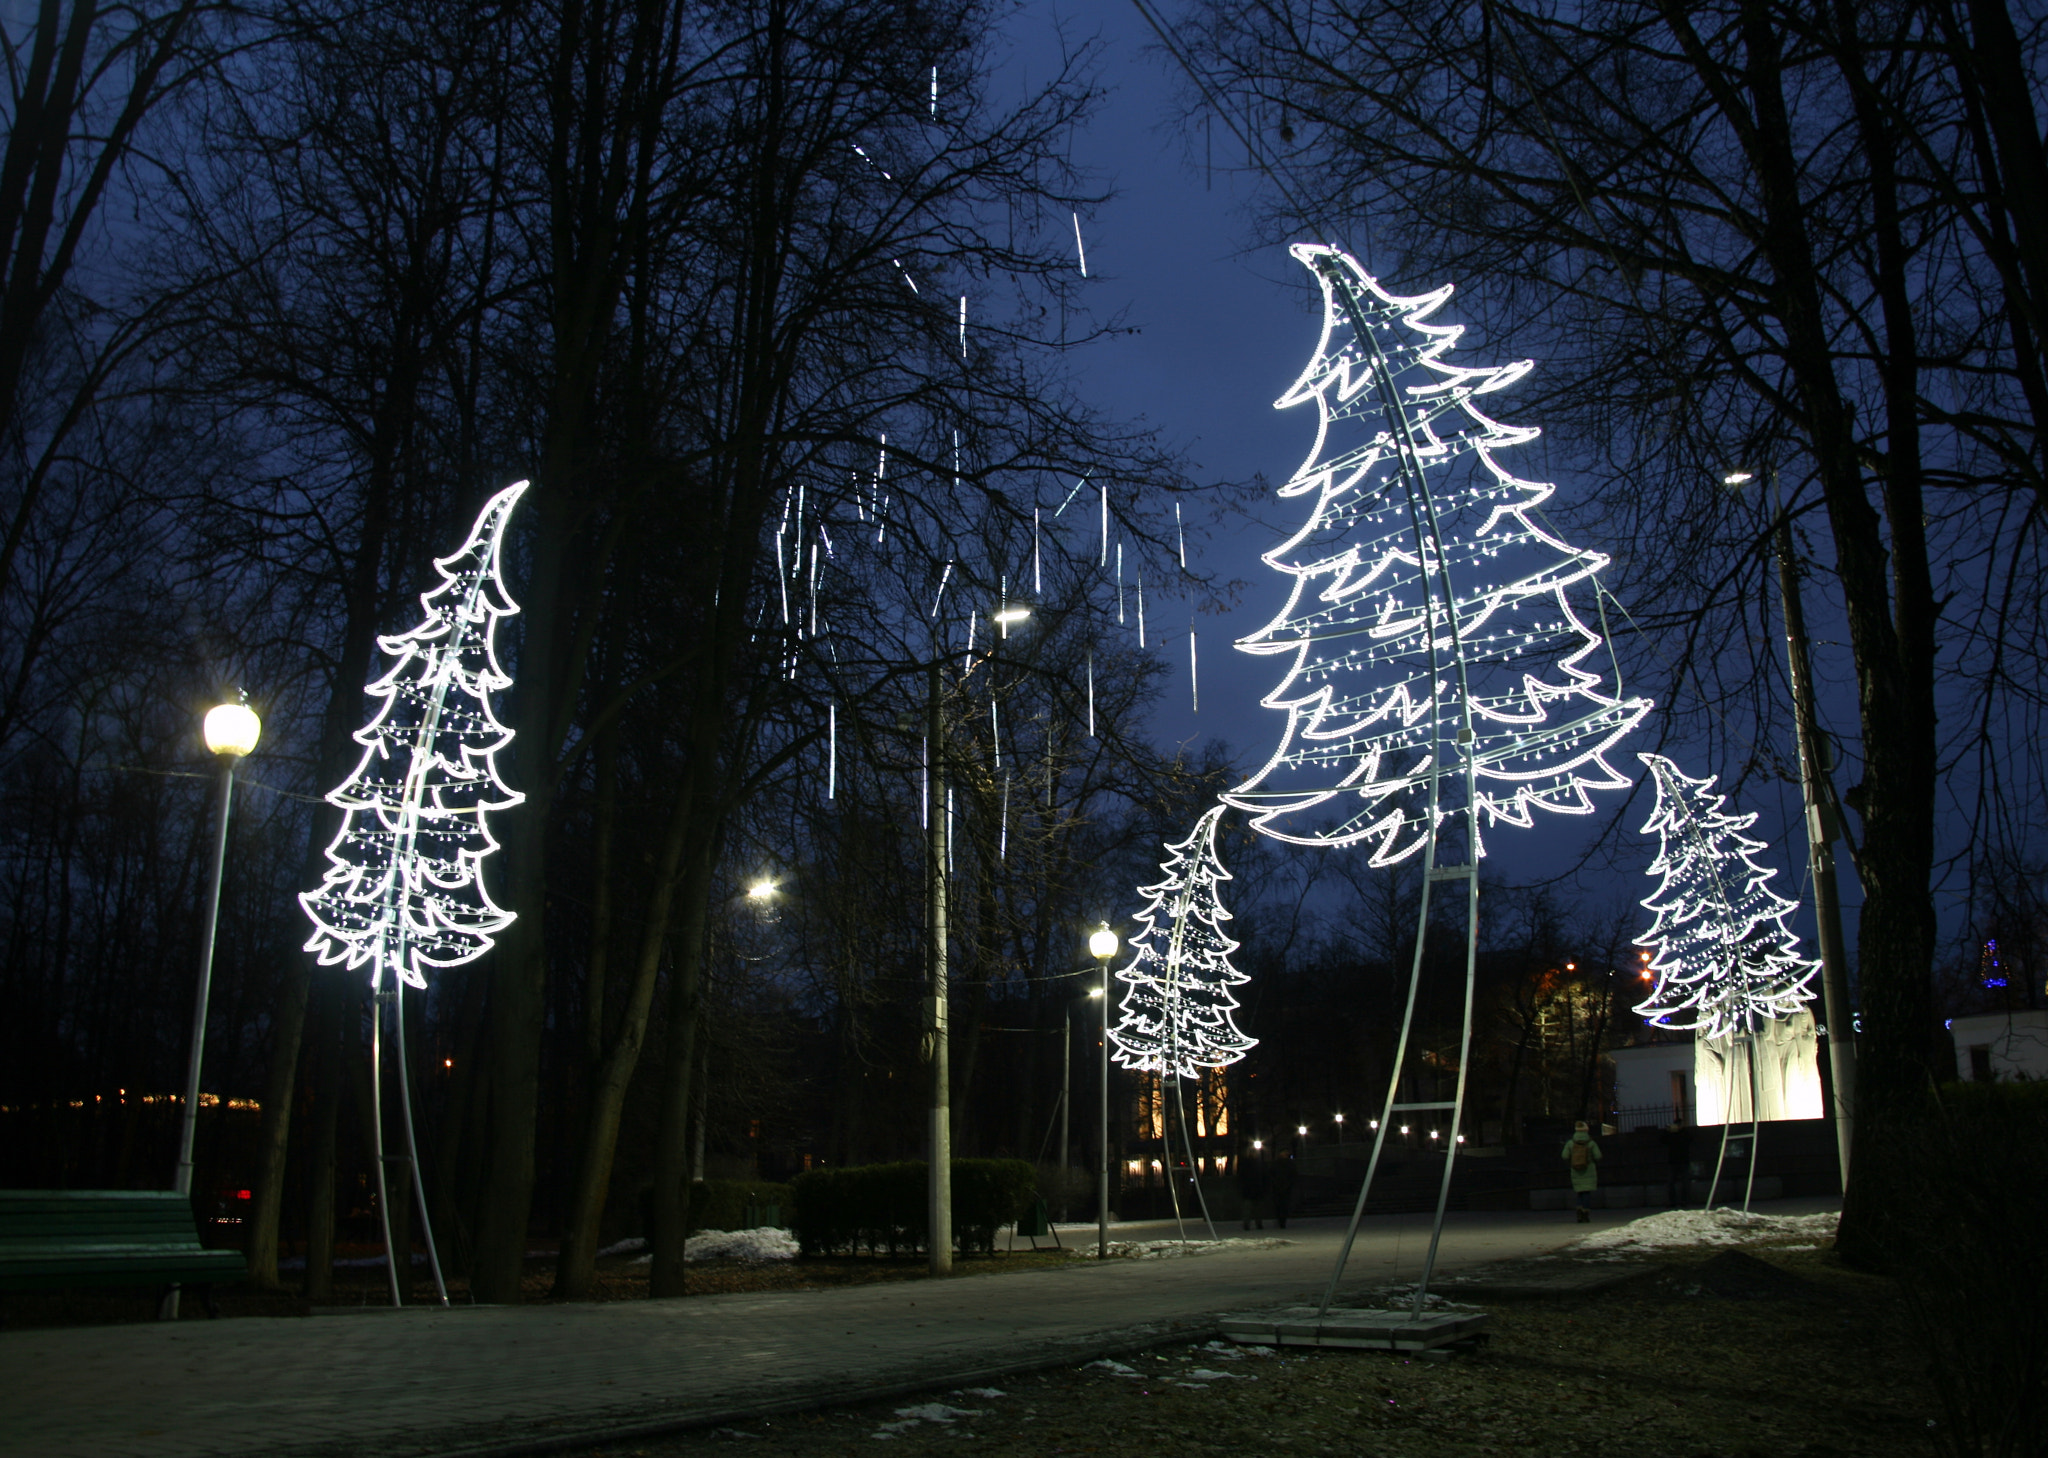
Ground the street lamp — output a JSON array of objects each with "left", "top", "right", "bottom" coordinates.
[
  {"left": 746, "top": 878, "right": 777, "bottom": 901},
  {"left": 1056, "top": 981, "right": 1105, "bottom": 1223},
  {"left": 170, "top": 694, "right": 258, "bottom": 1318},
  {"left": 1334, "top": 1112, "right": 1345, "bottom": 1145},
  {"left": 1089, "top": 921, "right": 1118, "bottom": 1259},
  {"left": 1724, "top": 464, "right": 1856, "bottom": 1184}
]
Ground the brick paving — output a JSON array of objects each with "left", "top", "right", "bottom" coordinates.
[{"left": 0, "top": 1207, "right": 1702, "bottom": 1458}]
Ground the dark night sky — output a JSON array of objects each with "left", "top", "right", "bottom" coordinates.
[{"left": 981, "top": 4, "right": 1873, "bottom": 973}]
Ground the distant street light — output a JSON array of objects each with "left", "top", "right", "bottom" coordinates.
[
  {"left": 1089, "top": 922, "right": 1118, "bottom": 1259},
  {"left": 169, "top": 693, "right": 259, "bottom": 1319},
  {"left": 1334, "top": 1112, "right": 1345, "bottom": 1145},
  {"left": 746, "top": 878, "right": 777, "bottom": 901}
]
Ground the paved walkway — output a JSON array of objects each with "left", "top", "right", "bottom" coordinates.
[{"left": 0, "top": 1203, "right": 1819, "bottom": 1458}]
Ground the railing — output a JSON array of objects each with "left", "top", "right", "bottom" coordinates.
[{"left": 1610, "top": 1101, "right": 1690, "bottom": 1132}]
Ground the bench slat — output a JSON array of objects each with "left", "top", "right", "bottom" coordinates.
[{"left": 0, "top": 1190, "right": 246, "bottom": 1296}]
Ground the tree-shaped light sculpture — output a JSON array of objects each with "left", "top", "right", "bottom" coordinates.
[
  {"left": 300, "top": 479, "right": 527, "bottom": 1305},
  {"left": 1634, "top": 751, "right": 1816, "bottom": 1213},
  {"left": 1225, "top": 245, "right": 1652, "bottom": 1319},
  {"left": 1110, "top": 804, "right": 1255, "bottom": 1080},
  {"left": 1225, "top": 245, "right": 1650, "bottom": 865},
  {"left": 1634, "top": 753, "right": 1817, "bottom": 1041},
  {"left": 1109, "top": 802, "right": 1250, "bottom": 1240}
]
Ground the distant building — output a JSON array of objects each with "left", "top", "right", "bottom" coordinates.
[
  {"left": 1949, "top": 1010, "right": 2048, "bottom": 1083},
  {"left": 1610, "top": 1008, "right": 1825, "bottom": 1128}
]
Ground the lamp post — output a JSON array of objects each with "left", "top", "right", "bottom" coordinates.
[
  {"left": 1058, "top": 983, "right": 1105, "bottom": 1223},
  {"left": 1089, "top": 922, "right": 1118, "bottom": 1258},
  {"left": 1724, "top": 468, "right": 1857, "bottom": 1188},
  {"left": 169, "top": 695, "right": 258, "bottom": 1319},
  {"left": 1334, "top": 1113, "right": 1345, "bottom": 1145}
]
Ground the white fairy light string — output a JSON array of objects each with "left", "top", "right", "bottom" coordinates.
[
  {"left": 1634, "top": 753, "right": 1816, "bottom": 1040},
  {"left": 1223, "top": 244, "right": 1651, "bottom": 866}
]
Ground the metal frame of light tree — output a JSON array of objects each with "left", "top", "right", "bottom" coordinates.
[
  {"left": 1633, "top": 752, "right": 1817, "bottom": 1213},
  {"left": 1108, "top": 802, "right": 1256, "bottom": 1241},
  {"left": 1221, "top": 246, "right": 1651, "bottom": 1320},
  {"left": 301, "top": 481, "right": 528, "bottom": 1306}
]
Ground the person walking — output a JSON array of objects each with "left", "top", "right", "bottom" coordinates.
[
  {"left": 1237, "top": 1148, "right": 1268, "bottom": 1230},
  {"left": 1659, "top": 1115, "right": 1695, "bottom": 1208},
  {"left": 1269, "top": 1150, "right": 1297, "bottom": 1229},
  {"left": 1561, "top": 1120, "right": 1602, "bottom": 1223}
]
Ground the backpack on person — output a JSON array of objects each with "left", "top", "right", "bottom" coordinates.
[{"left": 1569, "top": 1139, "right": 1590, "bottom": 1172}]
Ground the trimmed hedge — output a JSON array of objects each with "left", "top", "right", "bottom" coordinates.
[
  {"left": 688, "top": 1179, "right": 794, "bottom": 1232},
  {"left": 790, "top": 1159, "right": 1036, "bottom": 1256}
]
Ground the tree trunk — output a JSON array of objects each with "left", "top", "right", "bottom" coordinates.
[
  {"left": 302, "top": 974, "right": 345, "bottom": 1303},
  {"left": 553, "top": 775, "right": 701, "bottom": 1299},
  {"left": 649, "top": 833, "right": 718, "bottom": 1298}
]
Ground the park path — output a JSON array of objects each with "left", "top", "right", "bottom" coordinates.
[{"left": 1, "top": 1208, "right": 1637, "bottom": 1458}]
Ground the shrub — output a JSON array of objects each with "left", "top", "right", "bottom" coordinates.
[
  {"left": 790, "top": 1159, "right": 1037, "bottom": 1257},
  {"left": 687, "top": 1179, "right": 793, "bottom": 1233},
  {"left": 1864, "top": 1080, "right": 2048, "bottom": 1457}
]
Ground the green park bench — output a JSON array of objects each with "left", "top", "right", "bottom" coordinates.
[{"left": 0, "top": 1190, "right": 247, "bottom": 1317}]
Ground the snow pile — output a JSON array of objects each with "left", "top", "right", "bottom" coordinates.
[
  {"left": 1084, "top": 1359, "right": 1141, "bottom": 1377},
  {"left": 871, "top": 1402, "right": 983, "bottom": 1438},
  {"left": 1179, "top": 1368, "right": 1249, "bottom": 1382},
  {"left": 1100, "top": 1236, "right": 1293, "bottom": 1260},
  {"left": 607, "top": 1227, "right": 800, "bottom": 1264},
  {"left": 1577, "top": 1207, "right": 1838, "bottom": 1254},
  {"left": 1194, "top": 1339, "right": 1274, "bottom": 1362}
]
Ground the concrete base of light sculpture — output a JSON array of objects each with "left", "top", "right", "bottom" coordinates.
[{"left": 1218, "top": 1304, "right": 1489, "bottom": 1352}]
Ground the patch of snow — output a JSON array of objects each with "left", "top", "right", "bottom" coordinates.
[
  {"left": 1085, "top": 1359, "right": 1141, "bottom": 1377},
  {"left": 1180, "top": 1368, "right": 1247, "bottom": 1381},
  {"left": 1100, "top": 1237, "right": 1293, "bottom": 1260},
  {"left": 951, "top": 1387, "right": 1006, "bottom": 1399},
  {"left": 597, "top": 1236, "right": 647, "bottom": 1258},
  {"left": 623, "top": 1226, "right": 800, "bottom": 1264},
  {"left": 1575, "top": 1208, "right": 1839, "bottom": 1253}
]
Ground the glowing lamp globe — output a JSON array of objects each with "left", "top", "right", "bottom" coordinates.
[
  {"left": 746, "top": 879, "right": 777, "bottom": 901},
  {"left": 1089, "top": 924, "right": 1118, "bottom": 961},
  {"left": 203, "top": 702, "right": 261, "bottom": 758}
]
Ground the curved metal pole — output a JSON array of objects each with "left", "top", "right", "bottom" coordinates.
[
  {"left": 368, "top": 986, "right": 402, "bottom": 1306},
  {"left": 1742, "top": 1016, "right": 1763, "bottom": 1214},
  {"left": 1318, "top": 261, "right": 1478, "bottom": 1318},
  {"left": 1172, "top": 1076, "right": 1218, "bottom": 1240},
  {"left": 392, "top": 991, "right": 450, "bottom": 1305}
]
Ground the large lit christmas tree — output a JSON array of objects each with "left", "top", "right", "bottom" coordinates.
[
  {"left": 1225, "top": 244, "right": 1651, "bottom": 864},
  {"left": 1634, "top": 753, "right": 1816, "bottom": 1040},
  {"left": 302, "top": 482, "right": 528, "bottom": 990},
  {"left": 1110, "top": 804, "right": 1256, "bottom": 1080}
]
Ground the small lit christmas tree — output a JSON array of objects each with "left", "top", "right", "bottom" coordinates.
[
  {"left": 1110, "top": 804, "right": 1256, "bottom": 1080},
  {"left": 302, "top": 482, "right": 528, "bottom": 990},
  {"left": 1225, "top": 244, "right": 1651, "bottom": 864},
  {"left": 1634, "top": 753, "right": 1816, "bottom": 1040}
]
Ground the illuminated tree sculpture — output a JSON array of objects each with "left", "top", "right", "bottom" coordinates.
[
  {"left": 302, "top": 482, "right": 528, "bottom": 989},
  {"left": 1110, "top": 804, "right": 1256, "bottom": 1080},
  {"left": 1225, "top": 244, "right": 1651, "bottom": 865},
  {"left": 298, "top": 480, "right": 527, "bottom": 1308},
  {"left": 1634, "top": 753, "right": 1816, "bottom": 1040}
]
